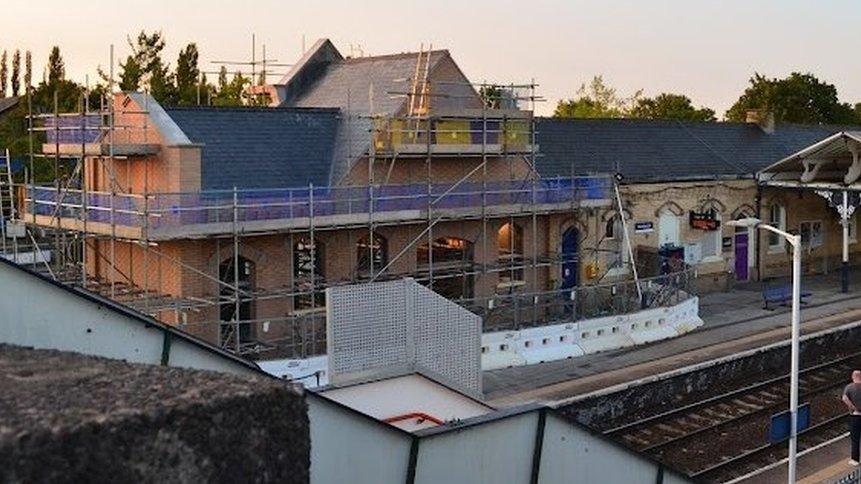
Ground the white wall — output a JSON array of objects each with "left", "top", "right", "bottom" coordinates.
[
  {"left": 414, "top": 412, "right": 539, "bottom": 484},
  {"left": 308, "top": 395, "right": 413, "bottom": 484},
  {"left": 539, "top": 413, "right": 689, "bottom": 484},
  {"left": 0, "top": 260, "right": 259, "bottom": 377}
]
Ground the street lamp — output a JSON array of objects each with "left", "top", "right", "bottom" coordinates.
[{"left": 727, "top": 217, "right": 801, "bottom": 484}]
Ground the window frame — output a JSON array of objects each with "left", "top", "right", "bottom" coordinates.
[{"left": 767, "top": 204, "right": 786, "bottom": 253}]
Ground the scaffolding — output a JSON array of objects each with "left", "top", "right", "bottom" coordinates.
[{"left": 3, "top": 49, "right": 688, "bottom": 361}]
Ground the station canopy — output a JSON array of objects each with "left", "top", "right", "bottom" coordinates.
[{"left": 759, "top": 131, "right": 861, "bottom": 189}]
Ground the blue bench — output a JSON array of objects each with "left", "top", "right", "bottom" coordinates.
[{"left": 762, "top": 285, "right": 812, "bottom": 310}]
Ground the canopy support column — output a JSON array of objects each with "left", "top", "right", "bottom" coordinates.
[{"left": 842, "top": 191, "right": 850, "bottom": 293}]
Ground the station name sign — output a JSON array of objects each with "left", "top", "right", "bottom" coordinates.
[
  {"left": 634, "top": 221, "right": 654, "bottom": 233},
  {"left": 689, "top": 210, "right": 720, "bottom": 231}
]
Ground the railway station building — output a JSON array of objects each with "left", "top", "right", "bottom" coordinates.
[
  {"left": 538, "top": 114, "right": 859, "bottom": 292},
  {"left": 15, "top": 37, "right": 861, "bottom": 369}
]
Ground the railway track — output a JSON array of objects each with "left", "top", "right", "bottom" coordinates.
[{"left": 601, "top": 350, "right": 861, "bottom": 482}]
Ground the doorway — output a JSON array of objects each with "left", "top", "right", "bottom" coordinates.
[{"left": 561, "top": 227, "right": 579, "bottom": 290}]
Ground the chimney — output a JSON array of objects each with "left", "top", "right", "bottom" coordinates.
[{"left": 746, "top": 109, "right": 775, "bottom": 134}]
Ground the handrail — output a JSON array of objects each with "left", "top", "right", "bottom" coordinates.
[
  {"left": 382, "top": 412, "right": 445, "bottom": 426},
  {"left": 19, "top": 175, "right": 613, "bottom": 231}
]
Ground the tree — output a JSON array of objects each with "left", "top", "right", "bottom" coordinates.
[
  {"left": 630, "top": 93, "right": 715, "bottom": 122},
  {"left": 553, "top": 75, "right": 641, "bottom": 118},
  {"left": 726, "top": 72, "right": 858, "bottom": 124},
  {"left": 47, "top": 46, "right": 65, "bottom": 85},
  {"left": 213, "top": 70, "right": 249, "bottom": 106},
  {"left": 117, "top": 31, "right": 176, "bottom": 103},
  {"left": 24, "top": 50, "right": 31, "bottom": 90},
  {"left": 175, "top": 43, "right": 200, "bottom": 105},
  {"left": 118, "top": 55, "right": 142, "bottom": 91},
  {"left": 11, "top": 50, "right": 20, "bottom": 97},
  {"left": 0, "top": 51, "right": 7, "bottom": 97}
]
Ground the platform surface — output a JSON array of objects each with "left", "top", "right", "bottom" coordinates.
[{"left": 484, "top": 271, "right": 861, "bottom": 406}]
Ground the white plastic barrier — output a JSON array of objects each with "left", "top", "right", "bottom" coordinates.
[
  {"left": 262, "top": 297, "right": 704, "bottom": 385},
  {"left": 481, "top": 297, "right": 703, "bottom": 370}
]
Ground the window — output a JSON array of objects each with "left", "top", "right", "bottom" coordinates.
[
  {"left": 605, "top": 216, "right": 622, "bottom": 240},
  {"left": 700, "top": 211, "right": 722, "bottom": 259},
  {"left": 800, "top": 221, "right": 823, "bottom": 249},
  {"left": 768, "top": 204, "right": 786, "bottom": 251},
  {"left": 498, "top": 222, "right": 524, "bottom": 283},
  {"left": 658, "top": 210, "right": 681, "bottom": 247},
  {"left": 606, "top": 214, "right": 630, "bottom": 274},
  {"left": 293, "top": 237, "right": 325, "bottom": 309},
  {"left": 219, "top": 256, "right": 255, "bottom": 347},
  {"left": 417, "top": 237, "right": 475, "bottom": 300},
  {"left": 356, "top": 233, "right": 387, "bottom": 276}
]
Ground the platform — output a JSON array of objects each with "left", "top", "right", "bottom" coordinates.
[{"left": 484, "top": 271, "right": 861, "bottom": 407}]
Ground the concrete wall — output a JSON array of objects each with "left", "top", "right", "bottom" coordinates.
[
  {"left": 0, "top": 344, "right": 308, "bottom": 484},
  {"left": 560, "top": 319, "right": 861, "bottom": 430}
]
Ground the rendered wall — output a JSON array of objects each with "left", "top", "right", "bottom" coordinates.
[
  {"left": 414, "top": 412, "right": 538, "bottom": 484},
  {"left": 307, "top": 395, "right": 412, "bottom": 484},
  {"left": 538, "top": 413, "right": 689, "bottom": 484},
  {"left": 0, "top": 259, "right": 260, "bottom": 377}
]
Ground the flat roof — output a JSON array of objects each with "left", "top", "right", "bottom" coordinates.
[{"left": 319, "top": 373, "right": 493, "bottom": 432}]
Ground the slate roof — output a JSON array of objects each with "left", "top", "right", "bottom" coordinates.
[
  {"left": 165, "top": 106, "right": 339, "bottom": 190},
  {"left": 0, "top": 96, "right": 20, "bottom": 116},
  {"left": 536, "top": 117, "right": 857, "bottom": 182},
  {"left": 285, "top": 51, "right": 449, "bottom": 184}
]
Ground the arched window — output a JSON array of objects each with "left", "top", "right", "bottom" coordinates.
[
  {"left": 701, "top": 210, "right": 722, "bottom": 259},
  {"left": 357, "top": 232, "right": 387, "bottom": 276},
  {"left": 605, "top": 215, "right": 623, "bottom": 241},
  {"left": 498, "top": 222, "right": 524, "bottom": 284},
  {"left": 417, "top": 237, "right": 475, "bottom": 300},
  {"left": 293, "top": 236, "right": 325, "bottom": 309},
  {"left": 768, "top": 204, "right": 786, "bottom": 250},
  {"left": 219, "top": 256, "right": 255, "bottom": 349}
]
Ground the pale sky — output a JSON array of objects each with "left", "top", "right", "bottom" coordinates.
[{"left": 3, "top": 0, "right": 859, "bottom": 117}]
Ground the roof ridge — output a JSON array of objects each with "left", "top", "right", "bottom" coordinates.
[
  {"left": 341, "top": 49, "right": 449, "bottom": 63},
  {"left": 164, "top": 105, "right": 340, "bottom": 113}
]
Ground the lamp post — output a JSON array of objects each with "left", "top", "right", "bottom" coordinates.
[{"left": 728, "top": 217, "right": 801, "bottom": 484}]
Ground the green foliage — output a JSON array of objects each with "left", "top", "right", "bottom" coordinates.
[
  {"left": 726, "top": 72, "right": 860, "bottom": 124},
  {"left": 47, "top": 47, "right": 64, "bottom": 85},
  {"left": 630, "top": 93, "right": 716, "bottom": 121},
  {"left": 117, "top": 31, "right": 176, "bottom": 103},
  {"left": 553, "top": 75, "right": 641, "bottom": 118},
  {"left": 24, "top": 51, "right": 31, "bottom": 89},
  {"left": 175, "top": 43, "right": 200, "bottom": 105},
  {"left": 11, "top": 50, "right": 20, "bottom": 97},
  {"left": 118, "top": 55, "right": 142, "bottom": 91},
  {"left": 212, "top": 71, "right": 250, "bottom": 106},
  {"left": 0, "top": 51, "right": 7, "bottom": 97}
]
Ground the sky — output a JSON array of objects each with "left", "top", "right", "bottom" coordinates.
[{"left": 2, "top": 0, "right": 860, "bottom": 117}]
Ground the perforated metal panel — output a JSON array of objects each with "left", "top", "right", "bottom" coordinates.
[
  {"left": 327, "top": 278, "right": 481, "bottom": 398},
  {"left": 412, "top": 285, "right": 482, "bottom": 397}
]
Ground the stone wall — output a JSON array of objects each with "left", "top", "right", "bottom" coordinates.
[{"left": 0, "top": 345, "right": 309, "bottom": 484}]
